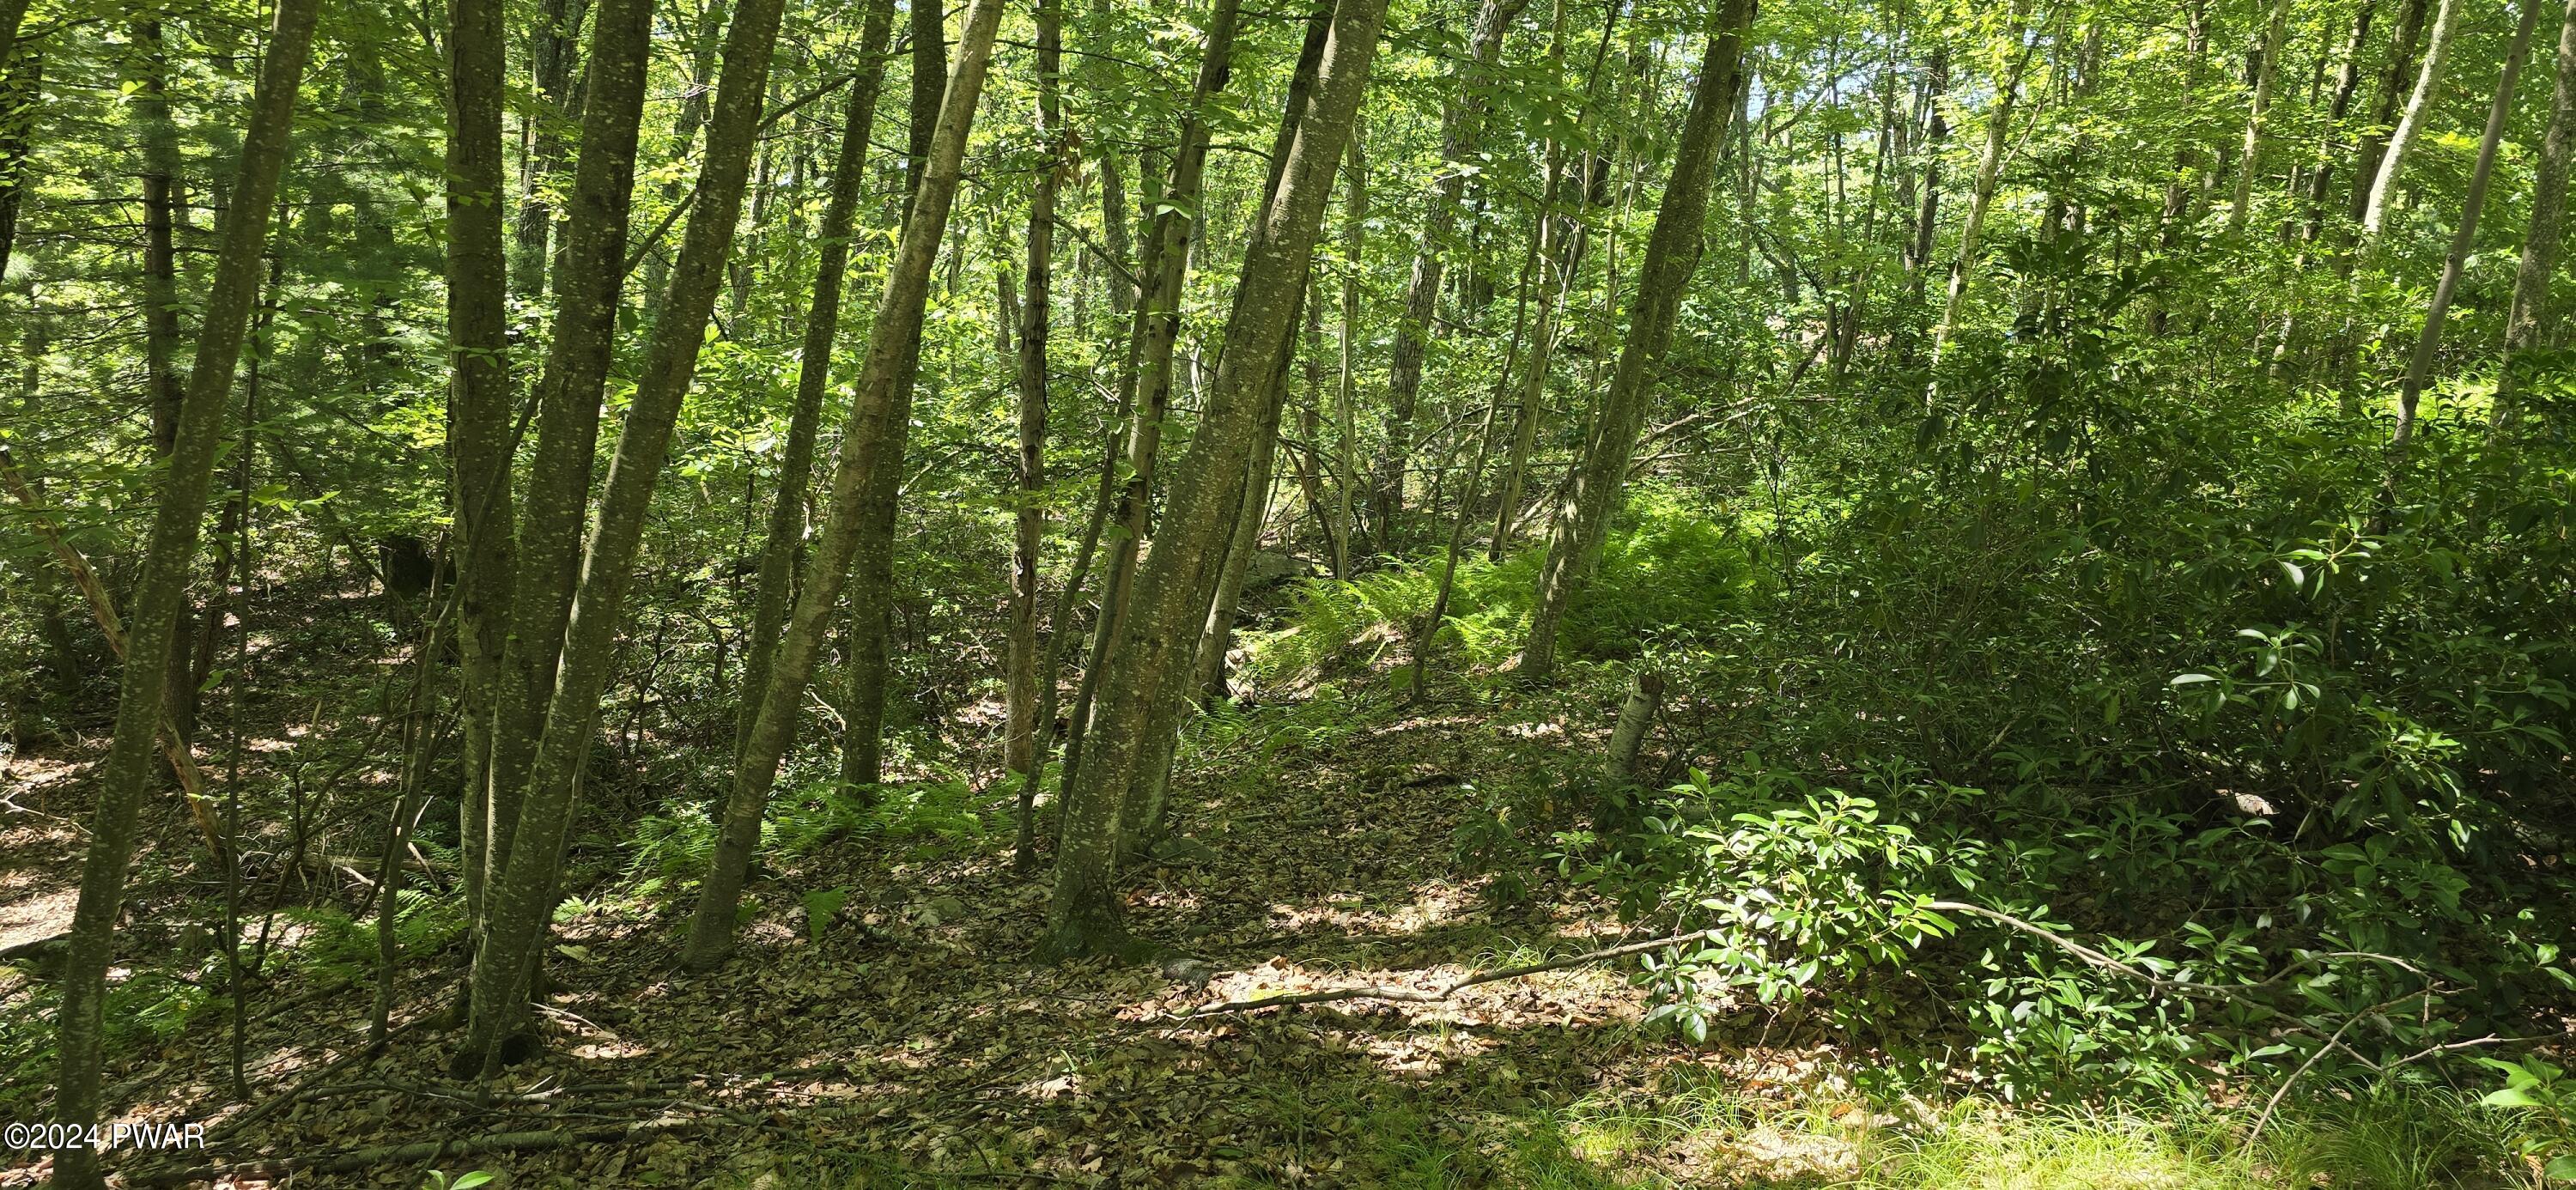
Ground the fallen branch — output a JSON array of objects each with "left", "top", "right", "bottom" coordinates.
[{"left": 1169, "top": 927, "right": 1720, "bottom": 1019}]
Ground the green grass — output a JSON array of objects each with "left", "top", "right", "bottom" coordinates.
[{"left": 1314, "top": 1078, "right": 2543, "bottom": 1189}]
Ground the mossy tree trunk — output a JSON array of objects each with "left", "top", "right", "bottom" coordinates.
[
  {"left": 1520, "top": 0, "right": 1755, "bottom": 683},
  {"left": 460, "top": 0, "right": 788, "bottom": 1072},
  {"left": 1044, "top": 0, "right": 1394, "bottom": 960},
  {"left": 49, "top": 0, "right": 320, "bottom": 1180},
  {"left": 685, "top": 0, "right": 1005, "bottom": 969}
]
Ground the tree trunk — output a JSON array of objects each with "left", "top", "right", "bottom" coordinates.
[
  {"left": 835, "top": 0, "right": 956, "bottom": 792},
  {"left": 0, "top": 0, "right": 26, "bottom": 76},
  {"left": 1495, "top": 0, "right": 1617, "bottom": 557},
  {"left": 482, "top": 0, "right": 657, "bottom": 918},
  {"left": 48, "top": 0, "right": 319, "bottom": 1180},
  {"left": 1058, "top": 0, "right": 1249, "bottom": 799},
  {"left": 513, "top": 0, "right": 590, "bottom": 295},
  {"left": 2494, "top": 0, "right": 2576, "bottom": 429},
  {"left": 684, "top": 0, "right": 1005, "bottom": 969},
  {"left": 1014, "top": 426, "right": 1122, "bottom": 871},
  {"left": 1044, "top": 0, "right": 1394, "bottom": 960},
  {"left": 448, "top": 0, "right": 519, "bottom": 938},
  {"left": 461, "top": 0, "right": 790, "bottom": 1072},
  {"left": 2360, "top": 0, "right": 2459, "bottom": 240},
  {"left": 1372, "top": 0, "right": 1522, "bottom": 553},
  {"left": 2227, "top": 0, "right": 2293, "bottom": 237},
  {"left": 1933, "top": 1, "right": 2036, "bottom": 355},
  {"left": 2349, "top": 0, "right": 2432, "bottom": 226},
  {"left": 1520, "top": 0, "right": 1754, "bottom": 683},
  {"left": 736, "top": 0, "right": 894, "bottom": 773},
  {"left": 1903, "top": 50, "right": 1948, "bottom": 304},
  {"left": 1190, "top": 392, "right": 1284, "bottom": 703},
  {"left": 1005, "top": 0, "right": 1065, "bottom": 779},
  {"left": 1335, "top": 121, "right": 1366, "bottom": 572},
  {"left": 131, "top": 19, "right": 204, "bottom": 748},
  {"left": 2379, "top": 0, "right": 2537, "bottom": 515}
]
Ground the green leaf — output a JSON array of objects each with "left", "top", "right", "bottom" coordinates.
[{"left": 2480, "top": 1087, "right": 2540, "bottom": 1108}]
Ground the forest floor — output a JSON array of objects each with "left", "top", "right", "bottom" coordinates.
[
  {"left": 3, "top": 582, "right": 2543, "bottom": 1187},
  {"left": 3, "top": 666, "right": 1923, "bottom": 1189}
]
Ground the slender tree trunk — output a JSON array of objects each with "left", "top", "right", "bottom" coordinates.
[
  {"left": 1372, "top": 0, "right": 1522, "bottom": 552},
  {"left": 1014, "top": 426, "right": 1120, "bottom": 871},
  {"left": 513, "top": 0, "right": 590, "bottom": 295},
  {"left": 2227, "top": 0, "right": 2293, "bottom": 236},
  {"left": 1293, "top": 283, "right": 1344, "bottom": 574},
  {"left": 1520, "top": 0, "right": 1755, "bottom": 683},
  {"left": 449, "top": 0, "right": 519, "bottom": 937},
  {"left": 1496, "top": 0, "right": 1615, "bottom": 557},
  {"left": 1057, "top": 0, "right": 1249, "bottom": 797},
  {"left": 462, "top": 0, "right": 790, "bottom": 1071},
  {"left": 481, "top": 0, "right": 656, "bottom": 918},
  {"left": 0, "top": 0, "right": 26, "bottom": 76},
  {"left": 48, "top": 0, "right": 319, "bottom": 1179},
  {"left": 836, "top": 0, "right": 956, "bottom": 792},
  {"left": 1933, "top": 2, "right": 2035, "bottom": 355},
  {"left": 1904, "top": 50, "right": 1947, "bottom": 304},
  {"left": 1334, "top": 121, "right": 1367, "bottom": 573},
  {"left": 2269, "top": 0, "right": 2379, "bottom": 378},
  {"left": 2494, "top": 0, "right": 2576, "bottom": 429},
  {"left": 2361, "top": 0, "right": 2459, "bottom": 240},
  {"left": 2333, "top": 0, "right": 2463, "bottom": 406},
  {"left": 1190, "top": 396, "right": 1283, "bottom": 702},
  {"left": 1045, "top": 0, "right": 1394, "bottom": 960},
  {"left": 131, "top": 18, "right": 205, "bottom": 748},
  {"left": 2379, "top": 0, "right": 2537, "bottom": 517},
  {"left": 684, "top": 0, "right": 1004, "bottom": 968},
  {"left": 737, "top": 0, "right": 894, "bottom": 771},
  {"left": 1005, "top": 0, "right": 1065, "bottom": 779}
]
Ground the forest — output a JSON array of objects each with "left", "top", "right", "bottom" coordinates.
[{"left": 1, "top": 0, "right": 2573, "bottom": 1180}]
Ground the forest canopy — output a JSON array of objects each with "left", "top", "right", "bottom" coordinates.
[{"left": 3, "top": 0, "right": 2574, "bottom": 1182}]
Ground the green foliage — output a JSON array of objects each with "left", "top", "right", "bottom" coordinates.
[
  {"left": 1242, "top": 488, "right": 1754, "bottom": 692},
  {"left": 623, "top": 773, "right": 996, "bottom": 893}
]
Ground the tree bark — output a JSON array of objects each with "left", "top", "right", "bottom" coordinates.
[
  {"left": 1058, "top": 0, "right": 1249, "bottom": 799},
  {"left": 736, "top": 0, "right": 895, "bottom": 771},
  {"left": 836, "top": 0, "right": 956, "bottom": 791},
  {"left": 449, "top": 0, "right": 519, "bottom": 937},
  {"left": 130, "top": 18, "right": 204, "bottom": 747},
  {"left": 2360, "top": 0, "right": 2459, "bottom": 240},
  {"left": 2495, "top": 0, "right": 2576, "bottom": 428},
  {"left": 2227, "top": 0, "right": 2293, "bottom": 236},
  {"left": 462, "top": 0, "right": 790, "bottom": 1071},
  {"left": 481, "top": 0, "right": 657, "bottom": 918},
  {"left": 2379, "top": 0, "right": 2537, "bottom": 515},
  {"left": 1335, "top": 121, "right": 1366, "bottom": 574},
  {"left": 1372, "top": 0, "right": 1522, "bottom": 552},
  {"left": 513, "top": 0, "right": 590, "bottom": 295},
  {"left": 1932, "top": 0, "right": 2035, "bottom": 355},
  {"left": 2349, "top": 0, "right": 2432, "bottom": 227},
  {"left": 0, "top": 27, "right": 39, "bottom": 281},
  {"left": 1903, "top": 50, "right": 1947, "bottom": 304},
  {"left": 684, "top": 0, "right": 1005, "bottom": 968},
  {"left": 1520, "top": 0, "right": 1754, "bottom": 683},
  {"left": 1044, "top": 0, "right": 1394, "bottom": 960},
  {"left": 1005, "top": 0, "right": 1066, "bottom": 779},
  {"left": 48, "top": 0, "right": 320, "bottom": 1180}
]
